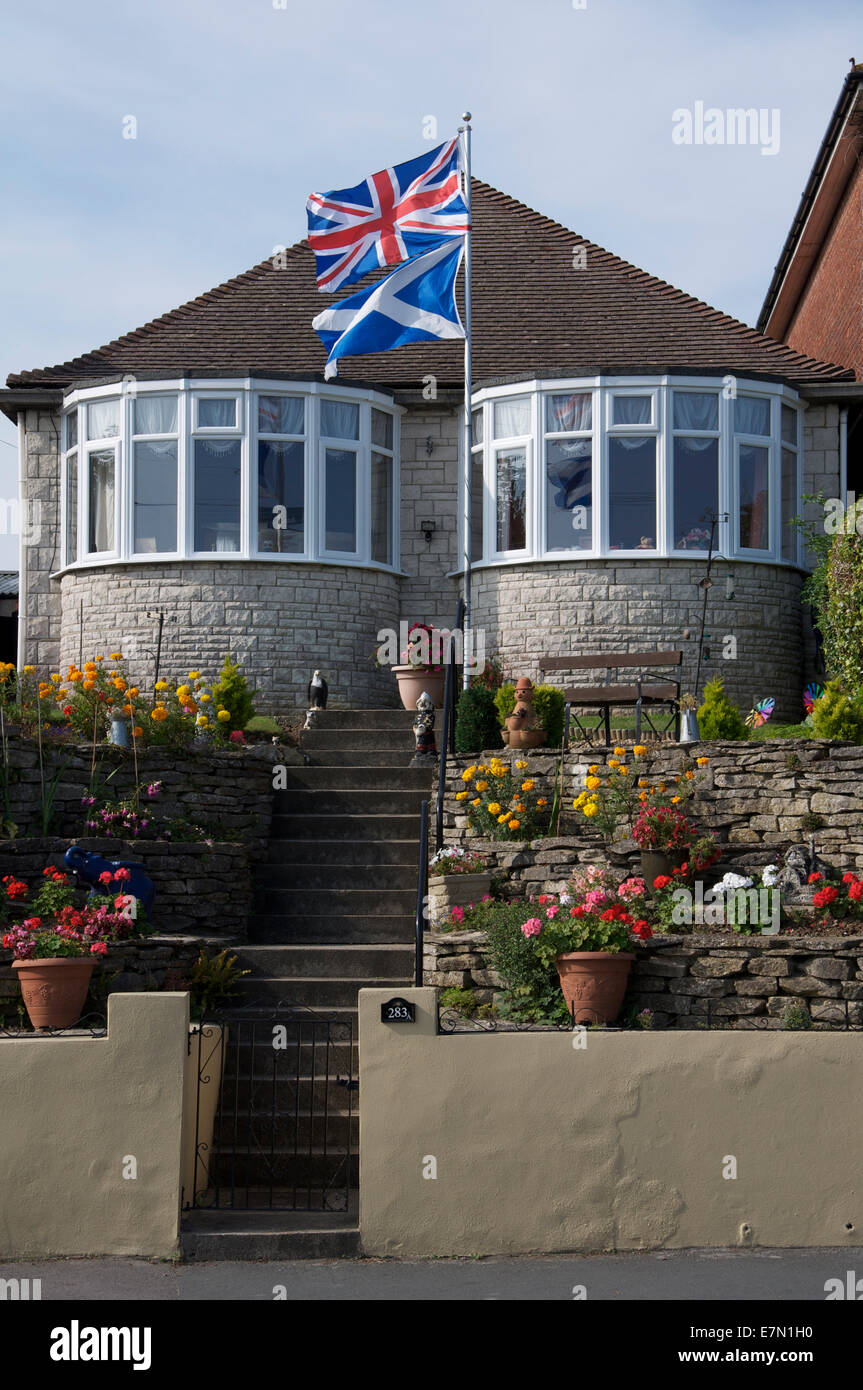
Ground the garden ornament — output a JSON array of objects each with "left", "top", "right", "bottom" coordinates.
[
  {"left": 411, "top": 691, "right": 437, "bottom": 764},
  {"left": 307, "top": 670, "right": 328, "bottom": 709},
  {"left": 63, "top": 845, "right": 156, "bottom": 915}
]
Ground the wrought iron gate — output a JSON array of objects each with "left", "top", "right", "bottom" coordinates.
[{"left": 183, "top": 1006, "right": 355, "bottom": 1212}]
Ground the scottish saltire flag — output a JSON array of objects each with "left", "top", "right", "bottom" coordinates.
[
  {"left": 306, "top": 139, "right": 469, "bottom": 293},
  {"left": 312, "top": 238, "right": 465, "bottom": 380}
]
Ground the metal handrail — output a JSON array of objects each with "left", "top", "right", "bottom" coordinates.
[
  {"left": 435, "top": 596, "right": 465, "bottom": 854},
  {"left": 415, "top": 799, "right": 429, "bottom": 987}
]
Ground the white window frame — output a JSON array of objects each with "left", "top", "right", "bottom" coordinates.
[
  {"left": 668, "top": 387, "right": 721, "bottom": 557},
  {"left": 253, "top": 393, "right": 307, "bottom": 558},
  {"left": 129, "top": 391, "right": 182, "bottom": 559}
]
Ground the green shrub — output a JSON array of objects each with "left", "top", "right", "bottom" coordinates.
[
  {"left": 809, "top": 679, "right": 863, "bottom": 742},
  {"left": 211, "top": 654, "right": 257, "bottom": 731},
  {"left": 696, "top": 676, "right": 748, "bottom": 741},
  {"left": 454, "top": 683, "right": 502, "bottom": 754},
  {"left": 494, "top": 683, "right": 565, "bottom": 748},
  {"left": 824, "top": 500, "right": 863, "bottom": 690},
  {"left": 474, "top": 899, "right": 569, "bottom": 1024},
  {"left": 439, "top": 987, "right": 477, "bottom": 1016}
]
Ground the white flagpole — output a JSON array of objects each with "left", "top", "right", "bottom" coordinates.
[{"left": 459, "top": 111, "right": 473, "bottom": 691}]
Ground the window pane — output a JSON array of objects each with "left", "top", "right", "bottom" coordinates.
[
  {"left": 258, "top": 441, "right": 304, "bottom": 554},
  {"left": 546, "top": 439, "right": 592, "bottom": 551},
  {"left": 470, "top": 449, "right": 483, "bottom": 560},
  {"left": 673, "top": 438, "right": 718, "bottom": 549},
  {"left": 673, "top": 392, "right": 718, "bottom": 431},
  {"left": 258, "top": 396, "right": 303, "bottom": 435},
  {"left": 371, "top": 451, "right": 393, "bottom": 565},
  {"left": 739, "top": 444, "right": 770, "bottom": 550},
  {"left": 65, "top": 453, "right": 77, "bottom": 563},
  {"left": 471, "top": 408, "right": 483, "bottom": 446},
  {"left": 546, "top": 392, "right": 591, "bottom": 433},
  {"left": 612, "top": 395, "right": 651, "bottom": 425},
  {"left": 781, "top": 404, "right": 797, "bottom": 445},
  {"left": 493, "top": 397, "right": 530, "bottom": 439},
  {"left": 496, "top": 446, "right": 526, "bottom": 551},
  {"left": 371, "top": 409, "right": 393, "bottom": 450},
  {"left": 65, "top": 411, "right": 78, "bottom": 451},
  {"left": 134, "top": 395, "right": 178, "bottom": 435},
  {"left": 198, "top": 398, "right": 236, "bottom": 429},
  {"left": 781, "top": 447, "right": 797, "bottom": 562},
  {"left": 88, "top": 449, "right": 115, "bottom": 552},
  {"left": 134, "top": 441, "right": 177, "bottom": 553},
  {"left": 87, "top": 400, "right": 120, "bottom": 440},
  {"left": 321, "top": 400, "right": 359, "bottom": 439},
  {"left": 325, "top": 448, "right": 357, "bottom": 551},
  {"left": 194, "top": 439, "right": 241, "bottom": 551},
  {"left": 609, "top": 437, "right": 656, "bottom": 549},
  {"left": 735, "top": 395, "right": 770, "bottom": 436}
]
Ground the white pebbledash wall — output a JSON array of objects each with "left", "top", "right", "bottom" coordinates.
[{"left": 17, "top": 401, "right": 838, "bottom": 713}]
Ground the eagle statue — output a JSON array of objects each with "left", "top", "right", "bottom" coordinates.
[{"left": 307, "top": 670, "right": 328, "bottom": 710}]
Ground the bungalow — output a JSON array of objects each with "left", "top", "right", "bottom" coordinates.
[{"left": 2, "top": 177, "right": 855, "bottom": 717}]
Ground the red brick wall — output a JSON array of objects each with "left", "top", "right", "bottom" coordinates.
[{"left": 785, "top": 154, "right": 863, "bottom": 378}]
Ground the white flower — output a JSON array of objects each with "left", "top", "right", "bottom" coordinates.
[
  {"left": 559, "top": 891, "right": 571, "bottom": 904},
  {"left": 762, "top": 865, "right": 779, "bottom": 887},
  {"left": 712, "top": 872, "right": 754, "bottom": 895}
]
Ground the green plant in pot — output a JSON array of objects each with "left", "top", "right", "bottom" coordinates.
[
  {"left": 631, "top": 804, "right": 696, "bottom": 887},
  {"left": 522, "top": 891, "right": 653, "bottom": 1025}
]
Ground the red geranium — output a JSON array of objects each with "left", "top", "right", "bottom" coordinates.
[
  {"left": 808, "top": 873, "right": 823, "bottom": 884},
  {"left": 812, "top": 885, "right": 839, "bottom": 910},
  {"left": 849, "top": 881, "right": 863, "bottom": 903},
  {"left": 653, "top": 875, "right": 672, "bottom": 890}
]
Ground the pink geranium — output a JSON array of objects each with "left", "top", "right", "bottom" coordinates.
[
  {"left": 521, "top": 917, "right": 542, "bottom": 938},
  {"left": 545, "top": 905, "right": 559, "bottom": 919}
]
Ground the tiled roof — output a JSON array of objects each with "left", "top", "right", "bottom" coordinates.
[{"left": 6, "top": 180, "right": 853, "bottom": 391}]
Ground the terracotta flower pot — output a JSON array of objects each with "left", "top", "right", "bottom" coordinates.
[
  {"left": 506, "top": 728, "right": 545, "bottom": 749},
  {"left": 392, "top": 666, "right": 446, "bottom": 710},
  {"left": 555, "top": 951, "right": 635, "bottom": 1025},
  {"left": 13, "top": 957, "right": 95, "bottom": 1030}
]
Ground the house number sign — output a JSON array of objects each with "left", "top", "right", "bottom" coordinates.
[{"left": 381, "top": 997, "right": 416, "bottom": 1023}]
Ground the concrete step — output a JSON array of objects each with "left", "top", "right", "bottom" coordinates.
[
  {"left": 216, "top": 1108, "right": 358, "bottom": 1148},
  {"left": 303, "top": 749, "right": 420, "bottom": 768},
  {"left": 280, "top": 788, "right": 429, "bottom": 815},
  {"left": 218, "top": 1074, "right": 358, "bottom": 1108},
  {"left": 225, "top": 1035, "right": 359, "bottom": 1072},
  {"left": 270, "top": 838, "right": 419, "bottom": 866},
  {"left": 275, "top": 766, "right": 434, "bottom": 791},
  {"left": 237, "top": 943, "right": 414, "bottom": 977},
  {"left": 306, "top": 709, "right": 415, "bottom": 729},
  {"left": 180, "top": 1205, "right": 360, "bottom": 1261},
  {"left": 270, "top": 812, "right": 423, "bottom": 841},
  {"left": 256, "top": 864, "right": 415, "bottom": 892},
  {"left": 250, "top": 913, "right": 416, "bottom": 945},
  {"left": 252, "top": 887, "right": 417, "bottom": 916},
  {"left": 301, "top": 728, "right": 415, "bottom": 752},
  {"left": 211, "top": 1150, "right": 355, "bottom": 1189},
  {"left": 236, "top": 975, "right": 406, "bottom": 1007}
]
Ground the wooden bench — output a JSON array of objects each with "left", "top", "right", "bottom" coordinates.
[{"left": 538, "top": 650, "right": 682, "bottom": 747}]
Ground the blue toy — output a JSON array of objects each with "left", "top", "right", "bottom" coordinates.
[{"left": 64, "top": 845, "right": 156, "bottom": 916}]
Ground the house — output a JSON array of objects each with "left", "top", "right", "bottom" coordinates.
[
  {"left": 758, "top": 62, "right": 863, "bottom": 504},
  {"left": 2, "top": 179, "right": 856, "bottom": 718}
]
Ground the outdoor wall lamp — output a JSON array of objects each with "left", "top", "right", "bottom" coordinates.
[{"left": 420, "top": 519, "right": 436, "bottom": 545}]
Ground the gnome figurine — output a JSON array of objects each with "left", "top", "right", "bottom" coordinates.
[{"left": 411, "top": 691, "right": 437, "bottom": 766}]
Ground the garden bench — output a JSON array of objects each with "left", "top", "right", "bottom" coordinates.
[{"left": 538, "top": 650, "right": 682, "bottom": 747}]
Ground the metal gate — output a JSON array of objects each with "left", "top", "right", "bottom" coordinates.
[{"left": 183, "top": 1006, "right": 355, "bottom": 1212}]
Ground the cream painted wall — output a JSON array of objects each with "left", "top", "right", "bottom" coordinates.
[
  {"left": 359, "top": 987, "right": 863, "bottom": 1258},
  {"left": 0, "top": 992, "right": 188, "bottom": 1259}
]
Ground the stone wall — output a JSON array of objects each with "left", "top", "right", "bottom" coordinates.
[
  {"left": 436, "top": 740, "right": 863, "bottom": 869},
  {"left": 2, "top": 731, "right": 275, "bottom": 849},
  {"left": 19, "top": 408, "right": 61, "bottom": 671},
  {"left": 425, "top": 929, "right": 863, "bottom": 1031}
]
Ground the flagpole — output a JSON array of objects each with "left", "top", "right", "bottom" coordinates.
[{"left": 459, "top": 111, "right": 473, "bottom": 691}]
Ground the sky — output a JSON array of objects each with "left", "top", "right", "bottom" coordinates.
[{"left": 1, "top": 0, "right": 861, "bottom": 568}]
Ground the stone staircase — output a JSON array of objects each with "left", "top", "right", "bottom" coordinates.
[{"left": 180, "top": 708, "right": 431, "bottom": 1261}]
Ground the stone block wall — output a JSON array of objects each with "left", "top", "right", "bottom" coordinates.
[{"left": 19, "top": 408, "right": 61, "bottom": 671}]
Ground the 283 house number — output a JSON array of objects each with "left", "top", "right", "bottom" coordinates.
[{"left": 381, "top": 998, "right": 416, "bottom": 1023}]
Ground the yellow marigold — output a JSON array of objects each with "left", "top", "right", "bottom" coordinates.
[
  {"left": 110, "top": 652, "right": 123, "bottom": 661},
  {"left": 608, "top": 759, "right": 620, "bottom": 769},
  {"left": 462, "top": 766, "right": 476, "bottom": 782},
  {"left": 69, "top": 671, "right": 82, "bottom": 683},
  {"left": 23, "top": 665, "right": 35, "bottom": 674},
  {"left": 196, "top": 714, "right": 209, "bottom": 727},
  {"left": 508, "top": 819, "right": 520, "bottom": 831},
  {"left": 497, "top": 813, "right": 509, "bottom": 824},
  {"left": 82, "top": 679, "right": 96, "bottom": 691},
  {"left": 199, "top": 692, "right": 211, "bottom": 702},
  {"left": 471, "top": 797, "right": 481, "bottom": 806},
  {"left": 49, "top": 673, "right": 60, "bottom": 684},
  {"left": 633, "top": 744, "right": 647, "bottom": 757},
  {"left": 455, "top": 791, "right": 469, "bottom": 801},
  {"left": 132, "top": 726, "right": 143, "bottom": 738},
  {"left": 638, "top": 778, "right": 649, "bottom": 788},
  {"left": 685, "top": 770, "right": 695, "bottom": 780},
  {"left": 57, "top": 689, "right": 68, "bottom": 700},
  {"left": 639, "top": 791, "right": 648, "bottom": 802},
  {"left": 184, "top": 700, "right": 198, "bottom": 715},
  {"left": 573, "top": 793, "right": 587, "bottom": 808},
  {"left": 537, "top": 798, "right": 547, "bottom": 807},
  {"left": 586, "top": 776, "right": 601, "bottom": 790},
  {"left": 613, "top": 746, "right": 626, "bottom": 757},
  {"left": 122, "top": 703, "right": 132, "bottom": 716},
  {"left": 151, "top": 707, "right": 168, "bottom": 722},
  {"left": 587, "top": 764, "right": 599, "bottom": 775},
  {"left": 475, "top": 780, "right": 489, "bottom": 792},
  {"left": 618, "top": 765, "right": 629, "bottom": 775},
  {"left": 129, "top": 687, "right": 139, "bottom": 698},
  {"left": 658, "top": 783, "right": 666, "bottom": 792},
  {"left": 477, "top": 764, "right": 488, "bottom": 774},
  {"left": 583, "top": 803, "right": 599, "bottom": 818},
  {"left": 217, "top": 709, "right": 231, "bottom": 722},
  {"left": 515, "top": 760, "right": 528, "bottom": 770},
  {"left": 95, "top": 655, "right": 104, "bottom": 662},
  {"left": 696, "top": 756, "right": 709, "bottom": 766},
  {"left": 155, "top": 680, "right": 169, "bottom": 692},
  {"left": 188, "top": 671, "right": 201, "bottom": 680},
  {"left": 672, "top": 795, "right": 682, "bottom": 804},
  {"left": 488, "top": 802, "right": 501, "bottom": 815},
  {"left": 113, "top": 678, "right": 126, "bottom": 691},
  {"left": 521, "top": 779, "right": 534, "bottom": 791},
  {"left": 176, "top": 684, "right": 191, "bottom": 700}
]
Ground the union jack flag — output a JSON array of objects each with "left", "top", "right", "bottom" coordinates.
[{"left": 306, "top": 139, "right": 470, "bottom": 294}]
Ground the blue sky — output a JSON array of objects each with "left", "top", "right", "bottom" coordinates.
[{"left": 1, "top": 0, "right": 860, "bottom": 566}]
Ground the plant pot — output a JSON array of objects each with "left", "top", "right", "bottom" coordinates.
[
  {"left": 640, "top": 849, "right": 687, "bottom": 887},
  {"left": 428, "top": 871, "right": 492, "bottom": 924},
  {"left": 679, "top": 710, "right": 700, "bottom": 744},
  {"left": 392, "top": 666, "right": 446, "bottom": 710},
  {"left": 12, "top": 957, "right": 95, "bottom": 1030},
  {"left": 556, "top": 951, "right": 635, "bottom": 1025},
  {"left": 506, "top": 728, "right": 545, "bottom": 749}
]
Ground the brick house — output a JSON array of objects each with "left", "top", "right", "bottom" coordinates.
[{"left": 1, "top": 180, "right": 857, "bottom": 716}]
